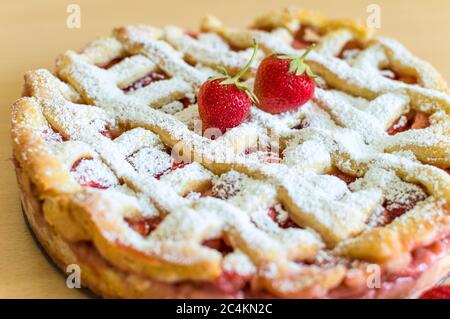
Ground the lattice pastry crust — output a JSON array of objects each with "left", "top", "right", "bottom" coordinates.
[{"left": 11, "top": 8, "right": 450, "bottom": 298}]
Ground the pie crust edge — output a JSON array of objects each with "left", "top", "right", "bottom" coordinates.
[{"left": 16, "top": 163, "right": 450, "bottom": 298}]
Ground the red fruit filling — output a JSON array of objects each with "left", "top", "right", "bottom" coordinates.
[
  {"left": 123, "top": 71, "right": 168, "bottom": 93},
  {"left": 243, "top": 147, "right": 282, "bottom": 163},
  {"left": 328, "top": 236, "right": 450, "bottom": 298},
  {"left": 192, "top": 186, "right": 214, "bottom": 198},
  {"left": 125, "top": 216, "right": 162, "bottom": 237},
  {"left": 292, "top": 119, "right": 309, "bottom": 130},
  {"left": 202, "top": 237, "right": 234, "bottom": 255},
  {"left": 369, "top": 187, "right": 427, "bottom": 227},
  {"left": 331, "top": 169, "right": 357, "bottom": 185},
  {"left": 410, "top": 112, "right": 431, "bottom": 129},
  {"left": 268, "top": 207, "right": 299, "bottom": 229},
  {"left": 41, "top": 127, "right": 64, "bottom": 142},
  {"left": 99, "top": 57, "right": 125, "bottom": 69},
  {"left": 337, "top": 40, "right": 364, "bottom": 59},
  {"left": 385, "top": 190, "right": 426, "bottom": 219},
  {"left": 202, "top": 238, "right": 252, "bottom": 294},
  {"left": 387, "top": 117, "right": 411, "bottom": 135},
  {"left": 381, "top": 67, "right": 418, "bottom": 85},
  {"left": 99, "top": 126, "right": 123, "bottom": 140},
  {"left": 81, "top": 181, "right": 109, "bottom": 189},
  {"left": 387, "top": 111, "right": 430, "bottom": 135},
  {"left": 71, "top": 158, "right": 115, "bottom": 189},
  {"left": 292, "top": 25, "right": 321, "bottom": 49},
  {"left": 185, "top": 31, "right": 199, "bottom": 39},
  {"left": 215, "top": 271, "right": 251, "bottom": 294},
  {"left": 178, "top": 97, "right": 193, "bottom": 108},
  {"left": 154, "top": 160, "right": 186, "bottom": 180}
]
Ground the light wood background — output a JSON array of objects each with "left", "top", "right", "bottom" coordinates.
[{"left": 0, "top": 0, "right": 449, "bottom": 298}]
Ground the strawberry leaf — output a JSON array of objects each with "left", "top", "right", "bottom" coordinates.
[
  {"left": 216, "top": 65, "right": 229, "bottom": 76},
  {"left": 208, "top": 74, "right": 228, "bottom": 81},
  {"left": 277, "top": 54, "right": 296, "bottom": 60},
  {"left": 289, "top": 59, "right": 299, "bottom": 73},
  {"left": 220, "top": 78, "right": 236, "bottom": 85},
  {"left": 295, "top": 63, "right": 306, "bottom": 76},
  {"left": 305, "top": 65, "right": 317, "bottom": 78},
  {"left": 275, "top": 44, "right": 317, "bottom": 79},
  {"left": 237, "top": 83, "right": 259, "bottom": 105}
]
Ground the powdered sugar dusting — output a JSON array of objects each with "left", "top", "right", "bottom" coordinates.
[{"left": 71, "top": 158, "right": 119, "bottom": 188}]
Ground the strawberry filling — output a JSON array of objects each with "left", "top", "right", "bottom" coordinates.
[
  {"left": 154, "top": 160, "right": 186, "bottom": 180},
  {"left": 41, "top": 127, "right": 65, "bottom": 142},
  {"left": 410, "top": 112, "right": 430, "bottom": 129},
  {"left": 71, "top": 158, "right": 116, "bottom": 189},
  {"left": 215, "top": 271, "right": 252, "bottom": 294},
  {"left": 328, "top": 236, "right": 450, "bottom": 298},
  {"left": 178, "top": 97, "right": 193, "bottom": 108},
  {"left": 268, "top": 207, "right": 299, "bottom": 229},
  {"left": 185, "top": 31, "right": 199, "bottom": 39},
  {"left": 125, "top": 216, "right": 162, "bottom": 237},
  {"left": 202, "top": 238, "right": 253, "bottom": 294},
  {"left": 99, "top": 126, "right": 123, "bottom": 140},
  {"left": 70, "top": 230, "right": 450, "bottom": 298},
  {"left": 384, "top": 190, "right": 426, "bottom": 219},
  {"left": 99, "top": 57, "right": 125, "bottom": 69},
  {"left": 123, "top": 71, "right": 168, "bottom": 92},
  {"left": 331, "top": 169, "right": 357, "bottom": 185},
  {"left": 81, "top": 181, "right": 109, "bottom": 189},
  {"left": 99, "top": 59, "right": 191, "bottom": 108},
  {"left": 381, "top": 67, "right": 418, "bottom": 85},
  {"left": 387, "top": 111, "right": 430, "bottom": 135},
  {"left": 292, "top": 26, "right": 321, "bottom": 49},
  {"left": 337, "top": 40, "right": 363, "bottom": 59},
  {"left": 387, "top": 117, "right": 411, "bottom": 135},
  {"left": 202, "top": 237, "right": 234, "bottom": 255},
  {"left": 369, "top": 186, "right": 427, "bottom": 227},
  {"left": 292, "top": 118, "right": 309, "bottom": 130},
  {"left": 243, "top": 147, "right": 282, "bottom": 163}
]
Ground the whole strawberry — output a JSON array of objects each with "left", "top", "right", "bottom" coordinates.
[
  {"left": 254, "top": 45, "right": 316, "bottom": 114},
  {"left": 198, "top": 40, "right": 259, "bottom": 133}
]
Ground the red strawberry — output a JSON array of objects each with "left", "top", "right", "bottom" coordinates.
[
  {"left": 254, "top": 45, "right": 316, "bottom": 114},
  {"left": 420, "top": 285, "right": 450, "bottom": 299},
  {"left": 198, "top": 40, "right": 259, "bottom": 133}
]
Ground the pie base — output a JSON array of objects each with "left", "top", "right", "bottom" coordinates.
[
  {"left": 16, "top": 163, "right": 450, "bottom": 299},
  {"left": 17, "top": 164, "right": 243, "bottom": 298}
]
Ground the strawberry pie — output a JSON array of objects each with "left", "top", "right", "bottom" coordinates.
[{"left": 11, "top": 7, "right": 450, "bottom": 298}]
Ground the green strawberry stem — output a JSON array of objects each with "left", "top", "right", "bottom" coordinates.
[
  {"left": 209, "top": 39, "right": 260, "bottom": 104},
  {"left": 277, "top": 43, "right": 317, "bottom": 78},
  {"left": 228, "top": 39, "right": 259, "bottom": 82},
  {"left": 299, "top": 43, "right": 316, "bottom": 60}
]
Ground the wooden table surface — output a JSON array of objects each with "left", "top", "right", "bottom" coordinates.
[{"left": 1, "top": 0, "right": 449, "bottom": 298}]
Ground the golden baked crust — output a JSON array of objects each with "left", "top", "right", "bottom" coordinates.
[
  {"left": 11, "top": 8, "right": 450, "bottom": 298},
  {"left": 16, "top": 164, "right": 450, "bottom": 298},
  {"left": 16, "top": 163, "right": 450, "bottom": 298}
]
